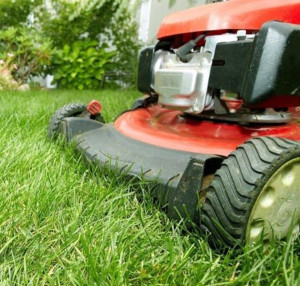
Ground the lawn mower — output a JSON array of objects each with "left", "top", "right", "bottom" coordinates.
[{"left": 48, "top": 0, "right": 300, "bottom": 248}]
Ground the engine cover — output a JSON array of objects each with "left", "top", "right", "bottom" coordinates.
[{"left": 154, "top": 52, "right": 213, "bottom": 113}]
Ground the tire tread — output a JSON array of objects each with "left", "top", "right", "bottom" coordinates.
[
  {"left": 200, "top": 136, "right": 300, "bottom": 247},
  {"left": 48, "top": 103, "right": 87, "bottom": 139}
]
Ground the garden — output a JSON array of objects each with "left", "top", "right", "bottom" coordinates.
[
  {"left": 0, "top": 0, "right": 139, "bottom": 91},
  {"left": 0, "top": 0, "right": 300, "bottom": 285}
]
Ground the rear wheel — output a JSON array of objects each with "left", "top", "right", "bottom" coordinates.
[{"left": 200, "top": 136, "right": 300, "bottom": 247}]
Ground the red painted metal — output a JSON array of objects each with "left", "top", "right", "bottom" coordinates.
[
  {"left": 158, "top": 0, "right": 300, "bottom": 39},
  {"left": 252, "top": 96, "right": 300, "bottom": 108},
  {"left": 87, "top": 100, "right": 102, "bottom": 115},
  {"left": 114, "top": 105, "right": 300, "bottom": 157}
]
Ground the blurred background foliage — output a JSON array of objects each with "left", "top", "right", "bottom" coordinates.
[{"left": 0, "top": 0, "right": 141, "bottom": 90}]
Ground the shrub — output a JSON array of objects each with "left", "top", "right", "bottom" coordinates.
[
  {"left": 0, "top": 0, "right": 42, "bottom": 28},
  {"left": 0, "top": 0, "right": 141, "bottom": 90},
  {"left": 51, "top": 40, "right": 115, "bottom": 90},
  {"left": 37, "top": 0, "right": 141, "bottom": 88},
  {"left": 0, "top": 27, "right": 52, "bottom": 84},
  {"left": 107, "top": 11, "right": 141, "bottom": 87},
  {"left": 0, "top": 60, "right": 19, "bottom": 90}
]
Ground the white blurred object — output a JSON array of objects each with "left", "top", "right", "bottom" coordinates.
[{"left": 45, "top": 75, "right": 57, "bottom": 89}]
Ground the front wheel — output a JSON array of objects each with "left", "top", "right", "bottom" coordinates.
[
  {"left": 48, "top": 103, "right": 104, "bottom": 139},
  {"left": 200, "top": 136, "right": 300, "bottom": 248}
]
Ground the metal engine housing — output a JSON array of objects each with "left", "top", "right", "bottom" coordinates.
[{"left": 152, "top": 33, "right": 243, "bottom": 114}]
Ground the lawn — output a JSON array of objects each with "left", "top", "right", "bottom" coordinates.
[{"left": 0, "top": 89, "right": 299, "bottom": 285}]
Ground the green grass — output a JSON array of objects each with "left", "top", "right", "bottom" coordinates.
[{"left": 0, "top": 89, "right": 299, "bottom": 285}]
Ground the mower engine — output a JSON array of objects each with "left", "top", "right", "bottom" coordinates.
[
  {"left": 152, "top": 32, "right": 255, "bottom": 114},
  {"left": 138, "top": 20, "right": 300, "bottom": 123}
]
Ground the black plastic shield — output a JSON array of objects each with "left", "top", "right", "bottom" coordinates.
[{"left": 61, "top": 117, "right": 222, "bottom": 223}]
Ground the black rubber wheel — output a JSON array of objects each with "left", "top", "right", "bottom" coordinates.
[
  {"left": 48, "top": 103, "right": 87, "bottom": 139},
  {"left": 200, "top": 136, "right": 300, "bottom": 248}
]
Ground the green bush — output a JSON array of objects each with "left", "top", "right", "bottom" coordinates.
[
  {"left": 51, "top": 40, "right": 115, "bottom": 90},
  {"left": 37, "top": 0, "right": 141, "bottom": 88},
  {"left": 0, "top": 0, "right": 42, "bottom": 28},
  {"left": 108, "top": 12, "right": 140, "bottom": 87},
  {"left": 0, "top": 0, "right": 140, "bottom": 90},
  {"left": 0, "top": 27, "right": 52, "bottom": 84}
]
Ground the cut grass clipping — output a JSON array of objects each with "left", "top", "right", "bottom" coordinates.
[{"left": 0, "top": 90, "right": 299, "bottom": 285}]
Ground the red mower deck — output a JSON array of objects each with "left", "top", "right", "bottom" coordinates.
[{"left": 115, "top": 106, "right": 300, "bottom": 156}]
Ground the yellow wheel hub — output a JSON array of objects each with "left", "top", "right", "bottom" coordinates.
[{"left": 246, "top": 157, "right": 300, "bottom": 245}]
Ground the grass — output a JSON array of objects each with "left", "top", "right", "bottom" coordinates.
[{"left": 0, "top": 89, "right": 299, "bottom": 285}]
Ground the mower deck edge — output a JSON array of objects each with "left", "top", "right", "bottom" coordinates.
[{"left": 61, "top": 117, "right": 222, "bottom": 222}]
